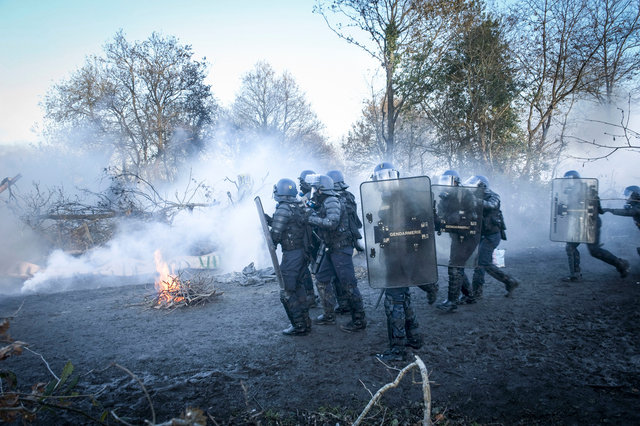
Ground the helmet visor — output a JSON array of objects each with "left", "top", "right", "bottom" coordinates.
[
  {"left": 372, "top": 168, "right": 399, "bottom": 181},
  {"left": 437, "top": 175, "right": 456, "bottom": 186}
]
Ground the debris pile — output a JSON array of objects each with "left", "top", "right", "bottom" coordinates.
[
  {"left": 214, "top": 262, "right": 277, "bottom": 286},
  {"left": 145, "top": 272, "right": 221, "bottom": 310}
]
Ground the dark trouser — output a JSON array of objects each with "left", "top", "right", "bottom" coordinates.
[
  {"left": 384, "top": 287, "right": 419, "bottom": 350},
  {"left": 472, "top": 232, "right": 517, "bottom": 291},
  {"left": 565, "top": 217, "right": 624, "bottom": 277},
  {"left": 280, "top": 249, "right": 310, "bottom": 328},
  {"left": 316, "top": 247, "right": 365, "bottom": 322},
  {"left": 447, "top": 234, "right": 477, "bottom": 301}
]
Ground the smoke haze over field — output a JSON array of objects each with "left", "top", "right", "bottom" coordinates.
[
  {"left": 0, "top": 137, "right": 336, "bottom": 295},
  {"left": 2, "top": 97, "right": 639, "bottom": 295}
]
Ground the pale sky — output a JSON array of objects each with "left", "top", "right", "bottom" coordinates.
[{"left": 0, "top": 0, "right": 380, "bottom": 145}]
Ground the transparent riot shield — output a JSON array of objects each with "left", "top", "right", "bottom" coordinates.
[
  {"left": 550, "top": 178, "right": 599, "bottom": 243},
  {"left": 432, "top": 185, "right": 483, "bottom": 267},
  {"left": 254, "top": 196, "right": 285, "bottom": 289},
  {"left": 360, "top": 176, "right": 438, "bottom": 289}
]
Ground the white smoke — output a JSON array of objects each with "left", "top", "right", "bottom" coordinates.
[{"left": 3, "top": 134, "right": 335, "bottom": 294}]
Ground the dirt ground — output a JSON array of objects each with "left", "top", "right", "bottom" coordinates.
[{"left": 1, "top": 218, "right": 639, "bottom": 425}]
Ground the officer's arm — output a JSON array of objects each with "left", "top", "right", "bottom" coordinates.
[
  {"left": 604, "top": 207, "right": 635, "bottom": 217},
  {"left": 483, "top": 190, "right": 500, "bottom": 210},
  {"left": 308, "top": 197, "right": 341, "bottom": 230},
  {"left": 270, "top": 204, "right": 292, "bottom": 244}
]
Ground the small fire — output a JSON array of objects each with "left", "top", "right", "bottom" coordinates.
[{"left": 153, "top": 250, "right": 184, "bottom": 304}]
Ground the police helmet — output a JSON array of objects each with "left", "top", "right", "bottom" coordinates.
[
  {"left": 463, "top": 175, "right": 489, "bottom": 188},
  {"left": 563, "top": 170, "right": 581, "bottom": 179},
  {"left": 371, "top": 162, "right": 399, "bottom": 181},
  {"left": 438, "top": 170, "right": 461, "bottom": 186},
  {"left": 310, "top": 174, "right": 337, "bottom": 195},
  {"left": 624, "top": 185, "right": 640, "bottom": 200},
  {"left": 326, "top": 170, "right": 348, "bottom": 190},
  {"left": 273, "top": 178, "right": 298, "bottom": 202},
  {"left": 298, "top": 169, "right": 315, "bottom": 192}
]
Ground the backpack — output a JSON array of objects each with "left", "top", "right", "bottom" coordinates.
[{"left": 342, "top": 190, "right": 363, "bottom": 244}]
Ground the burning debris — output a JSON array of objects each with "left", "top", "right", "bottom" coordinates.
[{"left": 145, "top": 250, "right": 221, "bottom": 310}]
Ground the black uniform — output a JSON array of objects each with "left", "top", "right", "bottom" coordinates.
[
  {"left": 471, "top": 187, "right": 520, "bottom": 298},
  {"left": 564, "top": 189, "right": 629, "bottom": 281},
  {"left": 377, "top": 190, "right": 427, "bottom": 359},
  {"left": 604, "top": 194, "right": 640, "bottom": 257},
  {"left": 270, "top": 199, "right": 312, "bottom": 335},
  {"left": 436, "top": 186, "right": 481, "bottom": 309},
  {"left": 309, "top": 192, "right": 366, "bottom": 332}
]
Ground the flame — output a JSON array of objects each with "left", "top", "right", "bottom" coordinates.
[{"left": 153, "top": 250, "right": 184, "bottom": 304}]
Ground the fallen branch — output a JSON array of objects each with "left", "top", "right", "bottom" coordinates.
[
  {"left": 111, "top": 363, "right": 155, "bottom": 425},
  {"left": 354, "top": 355, "right": 433, "bottom": 426}
]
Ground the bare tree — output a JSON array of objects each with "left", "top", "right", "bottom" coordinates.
[
  {"left": 43, "top": 31, "right": 216, "bottom": 180},
  {"left": 316, "top": 0, "right": 465, "bottom": 163},
  {"left": 508, "top": 0, "right": 604, "bottom": 181},
  {"left": 229, "top": 61, "right": 333, "bottom": 160},
  {"left": 565, "top": 98, "right": 640, "bottom": 161},
  {"left": 587, "top": 0, "right": 640, "bottom": 103}
]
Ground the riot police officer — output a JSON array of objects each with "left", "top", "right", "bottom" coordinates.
[
  {"left": 371, "top": 162, "right": 424, "bottom": 361},
  {"left": 603, "top": 185, "right": 640, "bottom": 257},
  {"left": 307, "top": 174, "right": 367, "bottom": 332},
  {"left": 435, "top": 170, "right": 480, "bottom": 311},
  {"left": 466, "top": 175, "right": 520, "bottom": 299},
  {"left": 269, "top": 178, "right": 313, "bottom": 335},
  {"left": 561, "top": 171, "right": 629, "bottom": 281},
  {"left": 297, "top": 169, "right": 320, "bottom": 307},
  {"left": 326, "top": 169, "right": 363, "bottom": 315}
]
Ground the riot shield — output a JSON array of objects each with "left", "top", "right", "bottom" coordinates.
[
  {"left": 432, "top": 185, "right": 483, "bottom": 267},
  {"left": 254, "top": 196, "right": 285, "bottom": 289},
  {"left": 550, "top": 178, "right": 599, "bottom": 243},
  {"left": 360, "top": 176, "right": 438, "bottom": 289}
]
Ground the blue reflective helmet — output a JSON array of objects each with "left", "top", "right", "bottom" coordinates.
[
  {"left": 371, "top": 162, "right": 400, "bottom": 181},
  {"left": 563, "top": 170, "right": 581, "bottom": 179},
  {"left": 438, "top": 170, "right": 460, "bottom": 186},
  {"left": 298, "top": 169, "right": 315, "bottom": 194},
  {"left": 326, "top": 169, "right": 348, "bottom": 190},
  {"left": 310, "top": 174, "right": 336, "bottom": 196},
  {"left": 273, "top": 178, "right": 298, "bottom": 202},
  {"left": 624, "top": 185, "right": 640, "bottom": 200},
  {"left": 463, "top": 175, "right": 489, "bottom": 188}
]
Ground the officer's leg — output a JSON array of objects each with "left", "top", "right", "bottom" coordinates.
[
  {"left": 332, "top": 248, "right": 366, "bottom": 331},
  {"left": 437, "top": 266, "right": 460, "bottom": 312},
  {"left": 281, "top": 250, "right": 310, "bottom": 335},
  {"left": 313, "top": 255, "right": 337, "bottom": 325},
  {"left": 301, "top": 264, "right": 317, "bottom": 308},
  {"left": 562, "top": 242, "right": 581, "bottom": 281},
  {"left": 403, "top": 288, "right": 422, "bottom": 348},
  {"left": 472, "top": 234, "right": 496, "bottom": 299},
  {"left": 587, "top": 220, "right": 629, "bottom": 277},
  {"left": 333, "top": 277, "right": 351, "bottom": 314},
  {"left": 377, "top": 288, "right": 407, "bottom": 361}
]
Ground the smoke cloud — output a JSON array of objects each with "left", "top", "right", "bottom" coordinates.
[{"left": 1, "top": 98, "right": 638, "bottom": 295}]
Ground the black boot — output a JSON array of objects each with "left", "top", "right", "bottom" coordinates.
[
  {"left": 618, "top": 258, "right": 630, "bottom": 278},
  {"left": 314, "top": 313, "right": 336, "bottom": 325},
  {"left": 505, "top": 278, "right": 520, "bottom": 297},
  {"left": 418, "top": 283, "right": 438, "bottom": 305},
  {"left": 376, "top": 347, "right": 406, "bottom": 362},
  {"left": 436, "top": 299, "right": 457, "bottom": 312},
  {"left": 282, "top": 323, "right": 309, "bottom": 336},
  {"left": 341, "top": 311, "right": 366, "bottom": 332},
  {"left": 472, "top": 281, "right": 483, "bottom": 300}
]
